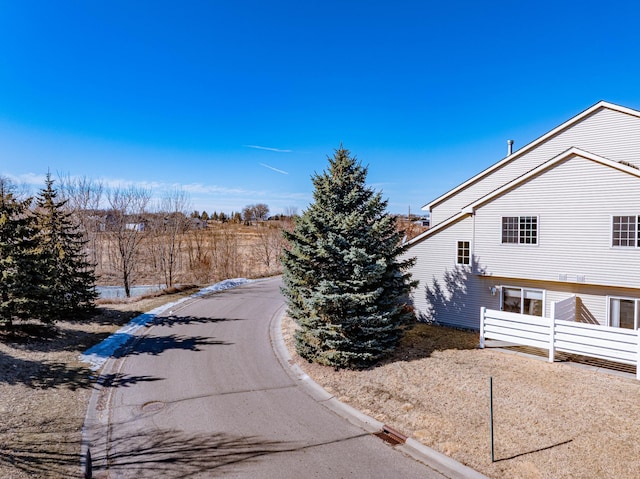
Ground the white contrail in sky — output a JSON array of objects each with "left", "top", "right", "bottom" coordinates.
[
  {"left": 259, "top": 163, "right": 289, "bottom": 175},
  {"left": 244, "top": 144, "right": 292, "bottom": 153}
]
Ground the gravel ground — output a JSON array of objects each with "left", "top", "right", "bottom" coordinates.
[{"left": 282, "top": 316, "right": 640, "bottom": 479}]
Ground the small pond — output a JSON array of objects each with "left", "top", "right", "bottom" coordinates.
[{"left": 95, "top": 285, "right": 165, "bottom": 299}]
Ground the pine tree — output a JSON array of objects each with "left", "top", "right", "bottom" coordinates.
[
  {"left": 34, "top": 173, "right": 97, "bottom": 322},
  {"left": 0, "top": 179, "right": 42, "bottom": 328},
  {"left": 281, "top": 147, "right": 417, "bottom": 369}
]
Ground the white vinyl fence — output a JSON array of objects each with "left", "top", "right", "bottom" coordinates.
[{"left": 479, "top": 304, "right": 640, "bottom": 380}]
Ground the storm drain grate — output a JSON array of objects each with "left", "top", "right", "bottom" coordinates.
[{"left": 374, "top": 425, "right": 408, "bottom": 445}]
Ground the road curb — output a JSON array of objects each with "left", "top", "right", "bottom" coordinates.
[
  {"left": 269, "top": 311, "right": 490, "bottom": 479},
  {"left": 81, "top": 354, "right": 120, "bottom": 477}
]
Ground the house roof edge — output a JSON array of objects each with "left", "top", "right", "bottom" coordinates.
[
  {"left": 424, "top": 100, "right": 640, "bottom": 212},
  {"left": 469, "top": 147, "right": 640, "bottom": 210}
]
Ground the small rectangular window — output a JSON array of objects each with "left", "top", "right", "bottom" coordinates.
[
  {"left": 609, "top": 297, "right": 639, "bottom": 329},
  {"left": 457, "top": 241, "right": 470, "bottom": 265},
  {"left": 612, "top": 216, "right": 638, "bottom": 247},
  {"left": 501, "top": 286, "right": 544, "bottom": 316},
  {"left": 502, "top": 216, "right": 537, "bottom": 245}
]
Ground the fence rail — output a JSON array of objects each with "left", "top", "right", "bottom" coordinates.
[{"left": 479, "top": 306, "right": 640, "bottom": 380}]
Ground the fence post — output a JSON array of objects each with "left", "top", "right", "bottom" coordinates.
[
  {"left": 479, "top": 307, "right": 486, "bottom": 349},
  {"left": 548, "top": 304, "right": 555, "bottom": 363}
]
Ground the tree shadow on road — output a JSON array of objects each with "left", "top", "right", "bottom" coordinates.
[
  {"left": 113, "top": 333, "right": 231, "bottom": 358},
  {"left": 2, "top": 424, "right": 366, "bottom": 479},
  {"left": 87, "top": 426, "right": 370, "bottom": 478},
  {"left": 151, "top": 314, "right": 247, "bottom": 328}
]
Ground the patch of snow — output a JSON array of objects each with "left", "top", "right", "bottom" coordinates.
[{"left": 79, "top": 278, "right": 252, "bottom": 370}]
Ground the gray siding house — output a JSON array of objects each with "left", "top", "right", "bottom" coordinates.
[{"left": 407, "top": 101, "right": 640, "bottom": 331}]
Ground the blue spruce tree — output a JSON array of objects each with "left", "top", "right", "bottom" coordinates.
[
  {"left": 0, "top": 180, "right": 42, "bottom": 328},
  {"left": 281, "top": 147, "right": 417, "bottom": 369},
  {"left": 34, "top": 173, "right": 97, "bottom": 322}
]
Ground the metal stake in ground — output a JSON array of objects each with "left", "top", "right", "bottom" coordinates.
[
  {"left": 490, "top": 376, "right": 495, "bottom": 463},
  {"left": 84, "top": 448, "right": 92, "bottom": 479}
]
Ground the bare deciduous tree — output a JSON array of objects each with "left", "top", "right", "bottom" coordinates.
[
  {"left": 57, "top": 174, "right": 104, "bottom": 268},
  {"left": 251, "top": 223, "right": 284, "bottom": 274},
  {"left": 242, "top": 203, "right": 270, "bottom": 224},
  {"left": 58, "top": 174, "right": 104, "bottom": 213},
  {"left": 211, "top": 226, "right": 243, "bottom": 280},
  {"left": 105, "top": 186, "right": 151, "bottom": 297},
  {"left": 254, "top": 203, "right": 269, "bottom": 221},
  {"left": 150, "top": 189, "right": 191, "bottom": 287},
  {"left": 283, "top": 206, "right": 298, "bottom": 218},
  {"left": 186, "top": 223, "right": 213, "bottom": 283},
  {"left": 241, "top": 205, "right": 254, "bottom": 224},
  {"left": 281, "top": 206, "right": 298, "bottom": 233}
]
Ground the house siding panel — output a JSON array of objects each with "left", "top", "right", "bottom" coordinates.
[
  {"left": 516, "top": 283, "right": 640, "bottom": 327},
  {"left": 430, "top": 108, "right": 640, "bottom": 226},
  {"left": 406, "top": 217, "right": 498, "bottom": 329},
  {"left": 473, "top": 155, "right": 640, "bottom": 288}
]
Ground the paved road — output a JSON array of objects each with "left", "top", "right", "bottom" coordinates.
[{"left": 84, "top": 277, "right": 451, "bottom": 478}]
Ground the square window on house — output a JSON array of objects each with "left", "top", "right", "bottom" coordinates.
[
  {"left": 612, "top": 216, "right": 638, "bottom": 247},
  {"left": 502, "top": 216, "right": 538, "bottom": 245},
  {"left": 520, "top": 216, "right": 537, "bottom": 244},
  {"left": 501, "top": 217, "right": 519, "bottom": 243},
  {"left": 457, "top": 241, "right": 470, "bottom": 265}
]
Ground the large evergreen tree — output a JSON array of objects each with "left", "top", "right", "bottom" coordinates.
[
  {"left": 0, "top": 179, "right": 42, "bottom": 328},
  {"left": 281, "top": 147, "right": 417, "bottom": 369},
  {"left": 34, "top": 173, "right": 97, "bottom": 322}
]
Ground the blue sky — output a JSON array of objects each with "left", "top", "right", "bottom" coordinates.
[{"left": 1, "top": 1, "right": 639, "bottom": 215}]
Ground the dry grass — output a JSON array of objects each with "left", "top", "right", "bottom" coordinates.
[
  {"left": 0, "top": 287, "right": 200, "bottom": 479},
  {"left": 93, "top": 222, "right": 285, "bottom": 287},
  {"left": 283, "top": 316, "right": 640, "bottom": 479}
]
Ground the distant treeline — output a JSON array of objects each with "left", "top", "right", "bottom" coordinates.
[{"left": 2, "top": 175, "right": 293, "bottom": 323}]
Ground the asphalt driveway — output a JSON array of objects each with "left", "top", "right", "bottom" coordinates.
[{"left": 82, "top": 277, "right": 456, "bottom": 478}]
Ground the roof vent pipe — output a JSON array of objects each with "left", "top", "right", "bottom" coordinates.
[{"left": 507, "top": 139, "right": 514, "bottom": 156}]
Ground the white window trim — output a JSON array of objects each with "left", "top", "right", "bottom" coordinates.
[
  {"left": 499, "top": 285, "right": 546, "bottom": 316},
  {"left": 606, "top": 295, "right": 639, "bottom": 329},
  {"left": 456, "top": 240, "right": 470, "bottom": 265},
  {"left": 500, "top": 215, "right": 540, "bottom": 246},
  {"left": 610, "top": 214, "right": 640, "bottom": 248}
]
